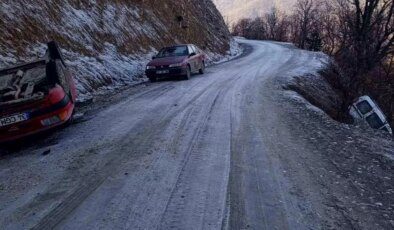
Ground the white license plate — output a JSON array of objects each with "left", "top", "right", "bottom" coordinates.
[
  {"left": 156, "top": 70, "right": 169, "bottom": 74},
  {"left": 0, "top": 113, "right": 29, "bottom": 127}
]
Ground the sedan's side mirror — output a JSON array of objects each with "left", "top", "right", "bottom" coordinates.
[
  {"left": 189, "top": 52, "right": 196, "bottom": 57},
  {"left": 152, "top": 55, "right": 157, "bottom": 60}
]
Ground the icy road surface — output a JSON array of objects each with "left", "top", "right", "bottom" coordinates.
[{"left": 1, "top": 39, "right": 392, "bottom": 230}]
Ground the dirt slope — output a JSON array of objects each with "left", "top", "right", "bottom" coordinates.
[{"left": 0, "top": 0, "right": 231, "bottom": 96}]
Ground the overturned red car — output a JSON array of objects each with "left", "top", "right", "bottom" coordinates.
[{"left": 0, "top": 41, "right": 77, "bottom": 143}]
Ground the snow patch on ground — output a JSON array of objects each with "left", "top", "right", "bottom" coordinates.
[
  {"left": 0, "top": 2, "right": 20, "bottom": 21},
  {"left": 206, "top": 39, "right": 243, "bottom": 65},
  {"left": 65, "top": 46, "right": 157, "bottom": 102},
  {"left": 278, "top": 47, "right": 336, "bottom": 115},
  {"left": 283, "top": 90, "right": 326, "bottom": 115},
  {"left": 0, "top": 53, "right": 17, "bottom": 65},
  {"left": 287, "top": 51, "right": 329, "bottom": 77}
]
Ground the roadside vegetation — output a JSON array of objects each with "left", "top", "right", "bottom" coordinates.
[{"left": 231, "top": 0, "right": 394, "bottom": 127}]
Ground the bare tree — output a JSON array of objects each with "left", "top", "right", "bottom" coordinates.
[
  {"left": 318, "top": 1, "right": 341, "bottom": 55},
  {"left": 231, "top": 18, "right": 252, "bottom": 37},
  {"left": 231, "top": 10, "right": 289, "bottom": 41},
  {"left": 265, "top": 7, "right": 280, "bottom": 40},
  {"left": 249, "top": 17, "right": 268, "bottom": 40},
  {"left": 336, "top": 0, "right": 394, "bottom": 78},
  {"left": 264, "top": 7, "right": 290, "bottom": 41},
  {"left": 322, "top": 0, "right": 394, "bottom": 112},
  {"left": 292, "top": 0, "right": 319, "bottom": 49}
]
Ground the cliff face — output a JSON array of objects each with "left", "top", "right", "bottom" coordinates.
[{"left": 0, "top": 0, "right": 231, "bottom": 97}]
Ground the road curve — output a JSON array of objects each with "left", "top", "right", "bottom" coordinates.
[{"left": 0, "top": 39, "right": 326, "bottom": 230}]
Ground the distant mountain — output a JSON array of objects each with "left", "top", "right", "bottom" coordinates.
[{"left": 213, "top": 0, "right": 296, "bottom": 24}]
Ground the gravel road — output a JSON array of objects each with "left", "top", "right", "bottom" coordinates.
[{"left": 0, "top": 39, "right": 393, "bottom": 230}]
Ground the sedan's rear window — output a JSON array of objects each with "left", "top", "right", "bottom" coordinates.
[
  {"left": 366, "top": 113, "right": 384, "bottom": 129},
  {"left": 157, "top": 46, "right": 188, "bottom": 58},
  {"left": 357, "top": 101, "right": 373, "bottom": 114}
]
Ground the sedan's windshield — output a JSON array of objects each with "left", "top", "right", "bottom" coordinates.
[{"left": 156, "top": 46, "right": 189, "bottom": 58}]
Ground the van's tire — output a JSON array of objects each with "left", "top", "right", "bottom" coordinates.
[
  {"left": 183, "top": 65, "right": 191, "bottom": 80},
  {"left": 199, "top": 61, "right": 205, "bottom": 74}
]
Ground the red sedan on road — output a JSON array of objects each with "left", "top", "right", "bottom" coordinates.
[{"left": 145, "top": 44, "right": 206, "bottom": 81}]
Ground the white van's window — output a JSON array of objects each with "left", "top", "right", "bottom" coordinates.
[
  {"left": 366, "top": 113, "right": 384, "bottom": 129},
  {"left": 357, "top": 101, "right": 373, "bottom": 114}
]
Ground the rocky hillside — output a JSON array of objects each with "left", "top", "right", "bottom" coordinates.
[{"left": 0, "top": 0, "right": 234, "bottom": 99}]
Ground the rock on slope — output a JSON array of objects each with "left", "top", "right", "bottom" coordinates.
[{"left": 0, "top": 0, "right": 232, "bottom": 98}]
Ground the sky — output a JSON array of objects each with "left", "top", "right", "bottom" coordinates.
[{"left": 213, "top": 0, "right": 297, "bottom": 24}]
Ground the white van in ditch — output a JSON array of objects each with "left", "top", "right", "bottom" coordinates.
[{"left": 349, "top": 96, "right": 392, "bottom": 135}]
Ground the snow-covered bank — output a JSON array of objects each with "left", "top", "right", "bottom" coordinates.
[
  {"left": 278, "top": 48, "right": 345, "bottom": 121},
  {"left": 0, "top": 38, "right": 242, "bottom": 103},
  {"left": 72, "top": 38, "right": 242, "bottom": 102},
  {"left": 0, "top": 0, "right": 232, "bottom": 101},
  {"left": 207, "top": 39, "right": 243, "bottom": 65}
]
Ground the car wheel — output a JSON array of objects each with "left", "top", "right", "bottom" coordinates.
[
  {"left": 199, "top": 61, "right": 205, "bottom": 74},
  {"left": 149, "top": 77, "right": 157, "bottom": 82},
  {"left": 183, "top": 65, "right": 191, "bottom": 80}
]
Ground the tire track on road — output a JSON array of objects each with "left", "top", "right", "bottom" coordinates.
[
  {"left": 158, "top": 71, "right": 247, "bottom": 230},
  {"left": 29, "top": 64, "right": 250, "bottom": 230}
]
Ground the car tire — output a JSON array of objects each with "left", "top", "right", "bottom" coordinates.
[
  {"left": 199, "top": 61, "right": 205, "bottom": 74},
  {"left": 183, "top": 65, "right": 191, "bottom": 80},
  {"left": 149, "top": 77, "right": 157, "bottom": 82}
]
